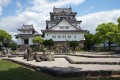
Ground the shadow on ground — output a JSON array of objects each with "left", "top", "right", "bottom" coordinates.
[{"left": 0, "top": 59, "right": 120, "bottom": 80}]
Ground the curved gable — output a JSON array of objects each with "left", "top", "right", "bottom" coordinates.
[{"left": 51, "top": 19, "right": 78, "bottom": 30}]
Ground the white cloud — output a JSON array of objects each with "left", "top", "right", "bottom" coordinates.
[
  {"left": 78, "top": 10, "right": 120, "bottom": 33},
  {"left": 27, "top": 0, "right": 85, "bottom": 15},
  {"left": 0, "top": 0, "right": 11, "bottom": 16},
  {"left": 0, "top": 7, "right": 2, "bottom": 15},
  {"left": 0, "top": 0, "right": 11, "bottom": 6},
  {"left": 0, "top": 11, "right": 47, "bottom": 41}
]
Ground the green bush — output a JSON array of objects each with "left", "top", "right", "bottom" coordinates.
[{"left": 69, "top": 41, "right": 79, "bottom": 51}]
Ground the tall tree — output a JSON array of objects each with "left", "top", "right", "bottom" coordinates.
[
  {"left": 96, "top": 22, "right": 117, "bottom": 51},
  {"left": 118, "top": 17, "right": 120, "bottom": 28},
  {"left": 0, "top": 30, "right": 11, "bottom": 47},
  {"left": 32, "top": 36, "right": 44, "bottom": 50},
  {"left": 114, "top": 17, "right": 120, "bottom": 46}
]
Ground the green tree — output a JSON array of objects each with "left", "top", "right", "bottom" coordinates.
[
  {"left": 0, "top": 30, "right": 11, "bottom": 47},
  {"left": 118, "top": 17, "right": 120, "bottom": 28},
  {"left": 96, "top": 22, "right": 117, "bottom": 51},
  {"left": 43, "top": 39, "right": 54, "bottom": 50},
  {"left": 114, "top": 17, "right": 120, "bottom": 46},
  {"left": 9, "top": 40, "right": 17, "bottom": 50},
  {"left": 84, "top": 31, "right": 95, "bottom": 50},
  {"left": 32, "top": 36, "right": 44, "bottom": 51},
  {"left": 69, "top": 41, "right": 79, "bottom": 51}
]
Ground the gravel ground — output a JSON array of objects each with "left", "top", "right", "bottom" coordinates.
[{"left": 4, "top": 57, "right": 120, "bottom": 71}]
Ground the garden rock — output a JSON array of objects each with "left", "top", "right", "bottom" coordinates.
[
  {"left": 23, "top": 53, "right": 28, "bottom": 59},
  {"left": 27, "top": 47, "right": 34, "bottom": 61}
]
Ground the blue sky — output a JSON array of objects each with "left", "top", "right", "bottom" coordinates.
[
  {"left": 1, "top": 0, "right": 120, "bottom": 17},
  {"left": 0, "top": 0, "right": 120, "bottom": 40}
]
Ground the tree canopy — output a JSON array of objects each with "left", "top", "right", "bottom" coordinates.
[
  {"left": 96, "top": 22, "right": 117, "bottom": 50},
  {"left": 0, "top": 30, "right": 11, "bottom": 47},
  {"left": 84, "top": 31, "right": 94, "bottom": 50},
  {"left": 84, "top": 31, "right": 101, "bottom": 50},
  {"left": 118, "top": 17, "right": 120, "bottom": 28},
  {"left": 84, "top": 17, "right": 120, "bottom": 51},
  {"left": 32, "top": 36, "right": 44, "bottom": 45},
  {"left": 114, "top": 17, "right": 120, "bottom": 46}
]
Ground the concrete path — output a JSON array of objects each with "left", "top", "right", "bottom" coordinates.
[
  {"left": 4, "top": 57, "right": 120, "bottom": 71},
  {"left": 57, "top": 55, "right": 120, "bottom": 62}
]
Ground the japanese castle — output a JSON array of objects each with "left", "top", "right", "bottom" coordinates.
[
  {"left": 16, "top": 7, "right": 87, "bottom": 46},
  {"left": 42, "top": 7, "right": 87, "bottom": 41},
  {"left": 16, "top": 24, "right": 40, "bottom": 45}
]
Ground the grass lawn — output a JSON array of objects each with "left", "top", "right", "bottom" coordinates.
[
  {"left": 0, "top": 59, "right": 57, "bottom": 80},
  {"left": 0, "top": 59, "right": 120, "bottom": 80}
]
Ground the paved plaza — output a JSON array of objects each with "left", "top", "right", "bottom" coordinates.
[{"left": 1, "top": 52, "right": 120, "bottom": 72}]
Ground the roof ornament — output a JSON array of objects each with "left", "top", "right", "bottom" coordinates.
[
  {"left": 70, "top": 6, "right": 72, "bottom": 9},
  {"left": 54, "top": 6, "right": 55, "bottom": 9},
  {"left": 22, "top": 23, "right": 25, "bottom": 28},
  {"left": 32, "top": 24, "right": 33, "bottom": 28},
  {"left": 53, "top": 6, "right": 55, "bottom": 13}
]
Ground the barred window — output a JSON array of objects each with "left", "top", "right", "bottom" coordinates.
[
  {"left": 52, "top": 35, "right": 56, "bottom": 38},
  {"left": 58, "top": 35, "right": 61, "bottom": 38},
  {"left": 59, "top": 26, "right": 64, "bottom": 29},
  {"left": 65, "top": 26, "right": 69, "bottom": 29},
  {"left": 62, "top": 35, "right": 66, "bottom": 38},
  {"left": 68, "top": 35, "right": 71, "bottom": 38},
  {"left": 74, "top": 35, "right": 76, "bottom": 38}
]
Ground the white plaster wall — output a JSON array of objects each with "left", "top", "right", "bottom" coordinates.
[
  {"left": 29, "top": 37, "right": 34, "bottom": 45},
  {"left": 44, "top": 32, "right": 85, "bottom": 41},
  {"left": 17, "top": 37, "right": 34, "bottom": 45},
  {"left": 51, "top": 19, "right": 77, "bottom": 30},
  {"left": 17, "top": 38, "right": 24, "bottom": 45}
]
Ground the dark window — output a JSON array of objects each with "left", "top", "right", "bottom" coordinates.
[
  {"left": 60, "top": 17, "right": 63, "bottom": 20},
  {"left": 60, "top": 17, "right": 66, "bottom": 20},
  {"left": 24, "top": 39, "right": 29, "bottom": 44},
  {"left": 59, "top": 26, "right": 64, "bottom": 29},
  {"left": 58, "top": 35, "right": 61, "bottom": 38},
  {"left": 68, "top": 35, "right": 71, "bottom": 38},
  {"left": 74, "top": 35, "right": 76, "bottom": 38}
]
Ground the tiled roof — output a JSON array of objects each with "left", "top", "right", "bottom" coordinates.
[
  {"left": 53, "top": 7, "right": 72, "bottom": 13},
  {"left": 15, "top": 34, "right": 41, "bottom": 37},
  {"left": 41, "top": 30, "right": 87, "bottom": 33},
  {"left": 50, "top": 12, "right": 77, "bottom": 15},
  {"left": 22, "top": 24, "right": 34, "bottom": 29},
  {"left": 46, "top": 20, "right": 82, "bottom": 23},
  {"left": 18, "top": 24, "right": 35, "bottom": 31}
]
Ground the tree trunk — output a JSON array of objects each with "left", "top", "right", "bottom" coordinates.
[
  {"left": 38, "top": 44, "right": 40, "bottom": 51},
  {"left": 49, "top": 45, "right": 50, "bottom": 50},
  {"left": 108, "top": 41, "right": 111, "bottom": 51},
  {"left": 103, "top": 42, "right": 106, "bottom": 50}
]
